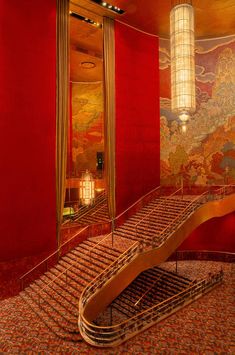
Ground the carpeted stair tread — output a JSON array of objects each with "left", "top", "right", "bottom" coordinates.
[
  {"left": 22, "top": 288, "right": 79, "bottom": 335},
  {"left": 35, "top": 278, "right": 78, "bottom": 309},
  {"left": 59, "top": 257, "right": 99, "bottom": 279},
  {"left": 27, "top": 283, "right": 78, "bottom": 330},
  {"left": 20, "top": 291, "right": 81, "bottom": 342},
  {"left": 154, "top": 267, "right": 192, "bottom": 283},
  {"left": 85, "top": 240, "right": 122, "bottom": 256},
  {"left": 38, "top": 274, "right": 81, "bottom": 305},
  {"left": 71, "top": 249, "right": 109, "bottom": 271},
  {"left": 74, "top": 244, "right": 118, "bottom": 264}
]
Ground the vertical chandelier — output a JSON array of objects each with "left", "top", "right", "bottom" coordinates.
[
  {"left": 170, "top": 1, "right": 196, "bottom": 131},
  {"left": 79, "top": 170, "right": 95, "bottom": 206}
]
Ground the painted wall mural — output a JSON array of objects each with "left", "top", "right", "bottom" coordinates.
[
  {"left": 70, "top": 81, "right": 104, "bottom": 176},
  {"left": 160, "top": 36, "right": 235, "bottom": 187}
]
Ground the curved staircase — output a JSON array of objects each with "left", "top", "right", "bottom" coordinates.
[
  {"left": 19, "top": 185, "right": 235, "bottom": 346},
  {"left": 79, "top": 185, "right": 235, "bottom": 346}
]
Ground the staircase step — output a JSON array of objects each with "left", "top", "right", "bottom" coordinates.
[
  {"left": 85, "top": 239, "right": 122, "bottom": 257},
  {"left": 21, "top": 289, "right": 81, "bottom": 341}
]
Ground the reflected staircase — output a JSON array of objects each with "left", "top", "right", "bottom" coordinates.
[{"left": 63, "top": 192, "right": 109, "bottom": 226}]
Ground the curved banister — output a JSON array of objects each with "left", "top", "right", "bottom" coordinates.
[
  {"left": 151, "top": 190, "right": 209, "bottom": 247},
  {"left": 81, "top": 271, "right": 222, "bottom": 330},
  {"left": 79, "top": 270, "right": 223, "bottom": 346},
  {"left": 79, "top": 185, "right": 235, "bottom": 346},
  {"left": 135, "top": 187, "right": 183, "bottom": 232},
  {"left": 80, "top": 241, "right": 139, "bottom": 308}
]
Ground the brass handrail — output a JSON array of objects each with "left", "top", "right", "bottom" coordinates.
[
  {"left": 90, "top": 201, "right": 107, "bottom": 217},
  {"left": 135, "top": 187, "right": 182, "bottom": 230},
  {"left": 115, "top": 186, "right": 161, "bottom": 222},
  {"left": 74, "top": 193, "right": 107, "bottom": 221},
  {"left": 20, "top": 184, "right": 161, "bottom": 290},
  {"left": 153, "top": 184, "right": 235, "bottom": 247},
  {"left": 82, "top": 272, "right": 220, "bottom": 330},
  {"left": 79, "top": 186, "right": 233, "bottom": 345},
  {"left": 213, "top": 184, "right": 235, "bottom": 198},
  {"left": 134, "top": 275, "right": 162, "bottom": 307},
  {"left": 135, "top": 187, "right": 183, "bottom": 241},
  {"left": 79, "top": 270, "right": 223, "bottom": 345},
  {"left": 38, "top": 232, "right": 113, "bottom": 305},
  {"left": 151, "top": 190, "right": 209, "bottom": 247},
  {"left": 20, "top": 226, "right": 88, "bottom": 282},
  {"left": 80, "top": 241, "right": 140, "bottom": 307},
  {"left": 20, "top": 220, "right": 108, "bottom": 289}
]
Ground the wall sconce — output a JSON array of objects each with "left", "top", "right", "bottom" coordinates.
[{"left": 170, "top": 1, "right": 196, "bottom": 131}]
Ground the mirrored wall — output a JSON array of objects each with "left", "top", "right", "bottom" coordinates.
[{"left": 64, "top": 4, "right": 107, "bottom": 223}]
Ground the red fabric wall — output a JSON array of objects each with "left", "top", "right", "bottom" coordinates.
[
  {"left": 115, "top": 22, "right": 160, "bottom": 215},
  {"left": 0, "top": 0, "right": 56, "bottom": 260},
  {"left": 178, "top": 212, "right": 235, "bottom": 253}
]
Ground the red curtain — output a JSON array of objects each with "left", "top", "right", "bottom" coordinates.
[
  {"left": 115, "top": 22, "right": 160, "bottom": 215},
  {"left": 0, "top": 0, "right": 56, "bottom": 260}
]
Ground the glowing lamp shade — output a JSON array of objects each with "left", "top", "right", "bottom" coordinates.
[
  {"left": 170, "top": 3, "right": 196, "bottom": 124},
  {"left": 79, "top": 170, "right": 95, "bottom": 206}
]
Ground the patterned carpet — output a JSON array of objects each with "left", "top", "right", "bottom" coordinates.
[{"left": 0, "top": 260, "right": 234, "bottom": 354}]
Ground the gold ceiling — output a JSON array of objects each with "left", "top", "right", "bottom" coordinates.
[
  {"left": 70, "top": 0, "right": 235, "bottom": 81},
  {"left": 71, "top": 0, "right": 235, "bottom": 39}
]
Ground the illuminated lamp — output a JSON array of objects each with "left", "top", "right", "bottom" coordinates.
[
  {"left": 79, "top": 170, "right": 95, "bottom": 206},
  {"left": 170, "top": 1, "right": 196, "bottom": 131}
]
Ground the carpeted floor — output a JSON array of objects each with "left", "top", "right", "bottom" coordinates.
[{"left": 0, "top": 260, "right": 234, "bottom": 354}]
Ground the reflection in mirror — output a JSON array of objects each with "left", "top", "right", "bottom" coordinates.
[{"left": 63, "top": 5, "right": 109, "bottom": 226}]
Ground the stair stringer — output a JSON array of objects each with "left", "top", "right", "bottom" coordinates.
[{"left": 79, "top": 193, "right": 235, "bottom": 341}]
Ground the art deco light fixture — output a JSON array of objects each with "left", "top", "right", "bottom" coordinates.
[
  {"left": 170, "top": 0, "right": 196, "bottom": 131},
  {"left": 79, "top": 170, "right": 95, "bottom": 206}
]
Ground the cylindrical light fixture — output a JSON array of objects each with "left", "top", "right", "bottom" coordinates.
[
  {"left": 79, "top": 170, "right": 95, "bottom": 206},
  {"left": 170, "top": 2, "right": 196, "bottom": 129}
]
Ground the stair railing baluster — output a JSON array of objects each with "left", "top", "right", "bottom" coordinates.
[
  {"left": 20, "top": 225, "right": 88, "bottom": 290},
  {"left": 135, "top": 187, "right": 183, "bottom": 249},
  {"left": 79, "top": 269, "right": 223, "bottom": 347},
  {"left": 152, "top": 190, "right": 209, "bottom": 247},
  {"left": 34, "top": 232, "right": 113, "bottom": 308}
]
